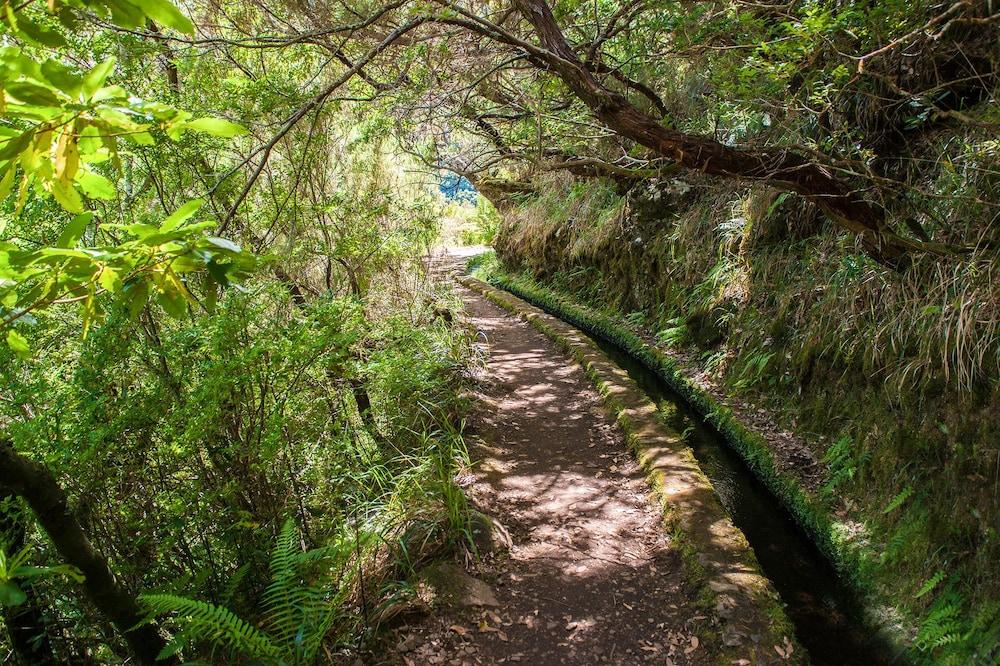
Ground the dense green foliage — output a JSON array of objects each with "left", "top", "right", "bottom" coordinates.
[
  {"left": 0, "top": 0, "right": 472, "bottom": 662},
  {"left": 1, "top": 0, "right": 997, "bottom": 661}
]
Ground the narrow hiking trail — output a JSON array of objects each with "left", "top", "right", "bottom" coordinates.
[{"left": 381, "top": 258, "right": 719, "bottom": 665}]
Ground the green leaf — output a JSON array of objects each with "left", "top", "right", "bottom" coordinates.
[
  {"left": 57, "top": 213, "right": 93, "bottom": 248},
  {"left": 40, "top": 60, "right": 83, "bottom": 95},
  {"left": 182, "top": 117, "right": 248, "bottom": 138},
  {"left": 205, "top": 237, "right": 241, "bottom": 253},
  {"left": 206, "top": 258, "right": 231, "bottom": 287},
  {"left": 91, "top": 85, "right": 128, "bottom": 103},
  {"left": 76, "top": 170, "right": 116, "bottom": 199},
  {"left": 4, "top": 82, "right": 62, "bottom": 108},
  {"left": 0, "top": 165, "right": 15, "bottom": 203},
  {"left": 0, "top": 132, "right": 32, "bottom": 162},
  {"left": 160, "top": 199, "right": 204, "bottom": 232},
  {"left": 157, "top": 288, "right": 187, "bottom": 318},
  {"left": 100, "top": 0, "right": 147, "bottom": 28},
  {"left": 138, "top": 0, "right": 196, "bottom": 34},
  {"left": 118, "top": 223, "right": 158, "bottom": 238},
  {"left": 49, "top": 179, "right": 85, "bottom": 213},
  {"left": 77, "top": 125, "right": 105, "bottom": 156},
  {"left": 6, "top": 330, "right": 30, "bottom": 359},
  {"left": 124, "top": 279, "right": 150, "bottom": 319},
  {"left": 915, "top": 571, "right": 946, "bottom": 599},
  {"left": 9, "top": 13, "right": 68, "bottom": 48},
  {"left": 882, "top": 485, "right": 914, "bottom": 515},
  {"left": 122, "top": 131, "right": 155, "bottom": 146},
  {"left": 98, "top": 267, "right": 122, "bottom": 293},
  {"left": 0, "top": 581, "right": 27, "bottom": 607},
  {"left": 82, "top": 58, "right": 117, "bottom": 98}
]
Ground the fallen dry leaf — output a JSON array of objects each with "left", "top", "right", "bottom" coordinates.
[{"left": 449, "top": 625, "right": 468, "bottom": 636}]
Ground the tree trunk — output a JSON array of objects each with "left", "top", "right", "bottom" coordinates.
[
  {"left": 511, "top": 0, "right": 914, "bottom": 264},
  {"left": 0, "top": 442, "right": 174, "bottom": 666}
]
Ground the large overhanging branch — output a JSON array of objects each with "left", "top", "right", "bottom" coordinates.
[
  {"left": 428, "top": 0, "right": 965, "bottom": 264},
  {"left": 218, "top": 16, "right": 429, "bottom": 232},
  {"left": 201, "top": 0, "right": 967, "bottom": 263}
]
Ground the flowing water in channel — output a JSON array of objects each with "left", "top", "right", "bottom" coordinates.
[{"left": 583, "top": 332, "right": 903, "bottom": 664}]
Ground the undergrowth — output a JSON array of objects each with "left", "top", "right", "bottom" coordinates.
[{"left": 0, "top": 279, "right": 475, "bottom": 662}]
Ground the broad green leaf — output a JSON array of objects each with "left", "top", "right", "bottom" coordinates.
[
  {"left": 5, "top": 330, "right": 30, "bottom": 359},
  {"left": 36, "top": 248, "right": 91, "bottom": 259},
  {"left": 77, "top": 125, "right": 106, "bottom": 157},
  {"left": 157, "top": 288, "right": 187, "bottom": 318},
  {"left": 40, "top": 60, "right": 83, "bottom": 95},
  {"left": 54, "top": 128, "right": 80, "bottom": 182},
  {"left": 115, "top": 223, "right": 158, "bottom": 238},
  {"left": 0, "top": 166, "right": 14, "bottom": 202},
  {"left": 124, "top": 279, "right": 149, "bottom": 319},
  {"left": 206, "top": 258, "right": 231, "bottom": 286},
  {"left": 122, "top": 131, "right": 155, "bottom": 146},
  {"left": 57, "top": 213, "right": 93, "bottom": 248},
  {"left": 205, "top": 237, "right": 241, "bottom": 253},
  {"left": 101, "top": 0, "right": 146, "bottom": 28},
  {"left": 4, "top": 82, "right": 62, "bottom": 108},
  {"left": 160, "top": 199, "right": 204, "bottom": 232},
  {"left": 80, "top": 288, "right": 98, "bottom": 337},
  {"left": 0, "top": 581, "right": 27, "bottom": 607},
  {"left": 98, "top": 267, "right": 122, "bottom": 293},
  {"left": 0, "top": 132, "right": 32, "bottom": 162},
  {"left": 139, "top": 0, "right": 196, "bottom": 34},
  {"left": 76, "top": 170, "right": 116, "bottom": 199},
  {"left": 82, "top": 58, "right": 117, "bottom": 98},
  {"left": 203, "top": 281, "right": 218, "bottom": 312},
  {"left": 14, "top": 174, "right": 30, "bottom": 213},
  {"left": 9, "top": 12, "right": 68, "bottom": 49},
  {"left": 49, "top": 179, "right": 84, "bottom": 213},
  {"left": 182, "top": 117, "right": 248, "bottom": 138},
  {"left": 14, "top": 564, "right": 84, "bottom": 583},
  {"left": 91, "top": 85, "right": 128, "bottom": 103}
]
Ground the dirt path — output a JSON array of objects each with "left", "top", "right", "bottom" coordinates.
[{"left": 381, "top": 260, "right": 715, "bottom": 665}]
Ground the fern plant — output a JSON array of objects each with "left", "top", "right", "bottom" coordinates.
[
  {"left": 820, "top": 435, "right": 857, "bottom": 499},
  {"left": 654, "top": 317, "right": 689, "bottom": 348},
  {"left": 915, "top": 588, "right": 964, "bottom": 653},
  {"left": 142, "top": 519, "right": 347, "bottom": 664}
]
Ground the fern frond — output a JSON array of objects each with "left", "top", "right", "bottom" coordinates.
[
  {"left": 263, "top": 519, "right": 307, "bottom": 647},
  {"left": 140, "top": 593, "right": 280, "bottom": 661},
  {"left": 915, "top": 591, "right": 964, "bottom": 652},
  {"left": 882, "top": 485, "right": 914, "bottom": 515},
  {"left": 915, "top": 571, "right": 946, "bottom": 599}
]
